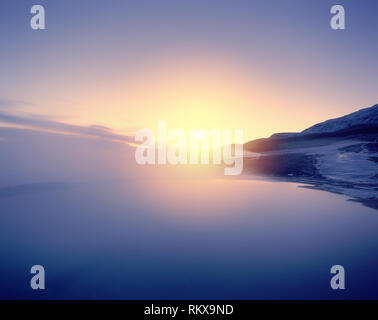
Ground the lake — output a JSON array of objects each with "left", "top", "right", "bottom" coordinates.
[{"left": 1, "top": 178, "right": 377, "bottom": 299}]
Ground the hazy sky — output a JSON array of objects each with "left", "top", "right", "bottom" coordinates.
[{"left": 1, "top": 0, "right": 377, "bottom": 141}]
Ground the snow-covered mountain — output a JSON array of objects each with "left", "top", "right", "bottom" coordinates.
[
  {"left": 243, "top": 104, "right": 378, "bottom": 210},
  {"left": 300, "top": 104, "right": 378, "bottom": 136}
]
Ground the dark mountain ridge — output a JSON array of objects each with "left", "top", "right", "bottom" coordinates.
[
  {"left": 244, "top": 104, "right": 378, "bottom": 153},
  {"left": 242, "top": 104, "right": 378, "bottom": 210}
]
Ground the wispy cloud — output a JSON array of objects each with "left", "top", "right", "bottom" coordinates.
[{"left": 0, "top": 112, "right": 134, "bottom": 143}]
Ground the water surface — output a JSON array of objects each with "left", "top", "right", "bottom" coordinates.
[{"left": 1, "top": 178, "right": 377, "bottom": 299}]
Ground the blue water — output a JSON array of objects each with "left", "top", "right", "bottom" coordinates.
[{"left": 0, "top": 178, "right": 377, "bottom": 299}]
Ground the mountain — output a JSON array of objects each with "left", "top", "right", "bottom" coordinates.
[
  {"left": 243, "top": 104, "right": 378, "bottom": 210},
  {"left": 244, "top": 104, "right": 378, "bottom": 153},
  {"left": 301, "top": 104, "right": 378, "bottom": 136}
]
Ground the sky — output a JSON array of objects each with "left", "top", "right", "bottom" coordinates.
[{"left": 0, "top": 0, "right": 378, "bottom": 142}]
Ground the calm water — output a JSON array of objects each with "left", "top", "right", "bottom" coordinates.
[{"left": 1, "top": 178, "right": 378, "bottom": 299}]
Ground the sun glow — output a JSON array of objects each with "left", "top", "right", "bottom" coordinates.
[
  {"left": 64, "top": 54, "right": 259, "bottom": 140},
  {"left": 45, "top": 52, "right": 305, "bottom": 143}
]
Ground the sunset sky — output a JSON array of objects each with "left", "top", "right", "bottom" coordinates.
[{"left": 1, "top": 0, "right": 378, "bottom": 142}]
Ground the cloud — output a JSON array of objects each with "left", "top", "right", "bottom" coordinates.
[{"left": 0, "top": 112, "right": 135, "bottom": 143}]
